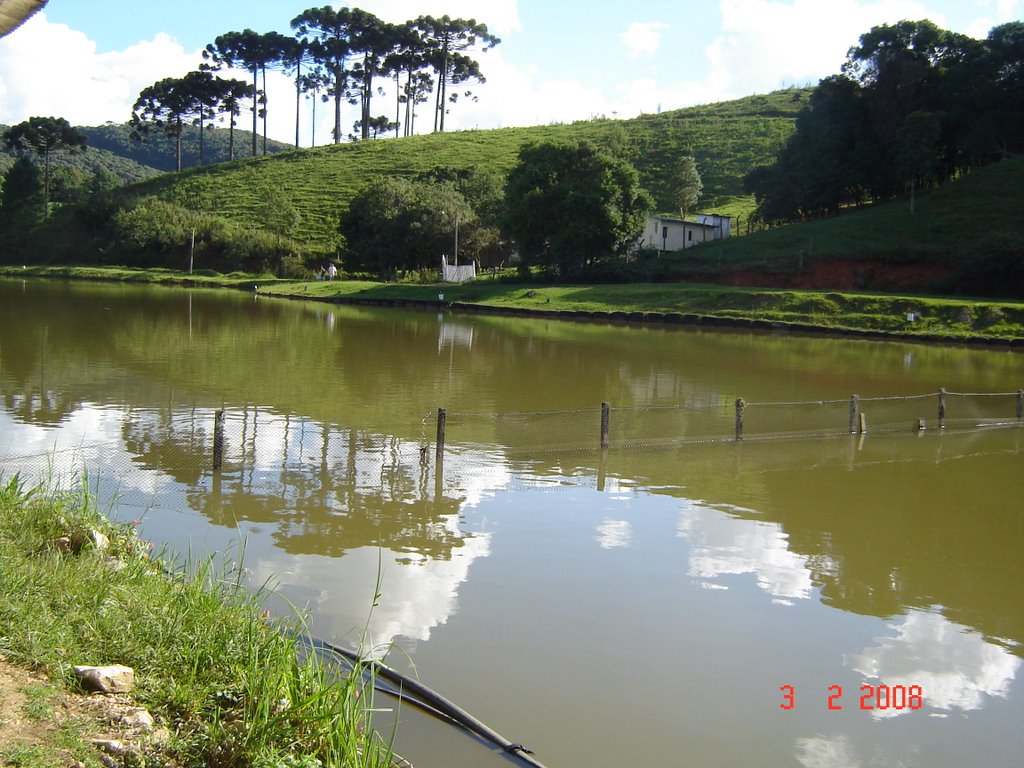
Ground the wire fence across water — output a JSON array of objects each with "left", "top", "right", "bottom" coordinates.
[
  {"left": 2, "top": 390, "right": 1021, "bottom": 513},
  {"left": 436, "top": 388, "right": 1024, "bottom": 455}
]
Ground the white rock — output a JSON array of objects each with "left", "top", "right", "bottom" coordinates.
[
  {"left": 73, "top": 664, "right": 135, "bottom": 693},
  {"left": 121, "top": 707, "right": 155, "bottom": 731}
]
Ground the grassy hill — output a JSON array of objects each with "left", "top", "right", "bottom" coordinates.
[
  {"left": 123, "top": 88, "right": 812, "bottom": 254},
  {"left": 664, "top": 156, "right": 1024, "bottom": 297}
]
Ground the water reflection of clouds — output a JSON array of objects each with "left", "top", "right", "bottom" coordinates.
[
  {"left": 794, "top": 734, "right": 861, "bottom": 768},
  {"left": 676, "top": 499, "right": 813, "bottom": 600},
  {"left": 595, "top": 519, "right": 632, "bottom": 549},
  {"left": 249, "top": 521, "right": 493, "bottom": 655},
  {"left": 0, "top": 404, "right": 178, "bottom": 500},
  {"left": 846, "top": 609, "right": 1021, "bottom": 719}
]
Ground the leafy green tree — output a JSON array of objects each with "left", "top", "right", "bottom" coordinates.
[
  {"left": 415, "top": 166, "right": 508, "bottom": 265},
  {"left": 672, "top": 156, "right": 702, "bottom": 219},
  {"left": 132, "top": 76, "right": 201, "bottom": 172},
  {"left": 203, "top": 29, "right": 278, "bottom": 156},
  {"left": 217, "top": 78, "right": 253, "bottom": 161},
  {"left": 895, "top": 110, "right": 942, "bottom": 213},
  {"left": 502, "top": 141, "right": 653, "bottom": 278},
  {"left": 340, "top": 175, "right": 472, "bottom": 279},
  {"left": 3, "top": 116, "right": 86, "bottom": 211},
  {"left": 259, "top": 187, "right": 301, "bottom": 236},
  {"left": 387, "top": 22, "right": 429, "bottom": 137},
  {"left": 293, "top": 7, "right": 355, "bottom": 144},
  {"left": 413, "top": 16, "right": 500, "bottom": 132},
  {"left": 352, "top": 116, "right": 398, "bottom": 139},
  {"left": 348, "top": 9, "right": 395, "bottom": 141},
  {"left": 0, "top": 157, "right": 45, "bottom": 232}
]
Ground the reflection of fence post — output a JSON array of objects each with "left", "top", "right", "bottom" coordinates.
[
  {"left": 434, "top": 408, "right": 446, "bottom": 500},
  {"left": 735, "top": 398, "right": 745, "bottom": 441},
  {"left": 435, "top": 408, "right": 446, "bottom": 463},
  {"left": 938, "top": 387, "right": 946, "bottom": 429},
  {"left": 600, "top": 402, "right": 610, "bottom": 449},
  {"left": 213, "top": 409, "right": 225, "bottom": 470},
  {"left": 1017, "top": 389, "right": 1022, "bottom": 422},
  {"left": 597, "top": 449, "right": 608, "bottom": 492},
  {"left": 849, "top": 394, "right": 859, "bottom": 434}
]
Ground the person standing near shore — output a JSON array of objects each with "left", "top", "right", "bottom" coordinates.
[{"left": 327, "top": 263, "right": 337, "bottom": 281}]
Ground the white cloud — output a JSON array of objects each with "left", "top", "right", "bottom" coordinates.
[
  {"left": 0, "top": 13, "right": 202, "bottom": 126},
  {"left": 706, "top": 0, "right": 940, "bottom": 95},
  {"left": 621, "top": 21, "right": 670, "bottom": 59}
]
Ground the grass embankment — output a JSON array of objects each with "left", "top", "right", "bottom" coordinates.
[
  {"left": 4, "top": 265, "right": 1023, "bottom": 342},
  {"left": 0, "top": 477, "right": 394, "bottom": 768}
]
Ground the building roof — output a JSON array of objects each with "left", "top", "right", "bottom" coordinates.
[
  {"left": 0, "top": 0, "right": 47, "bottom": 38},
  {"left": 651, "top": 214, "right": 718, "bottom": 229}
]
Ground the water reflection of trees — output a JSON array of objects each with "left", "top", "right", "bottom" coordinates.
[{"left": 120, "top": 405, "right": 465, "bottom": 560}]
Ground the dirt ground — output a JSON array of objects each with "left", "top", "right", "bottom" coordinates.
[
  {"left": 0, "top": 656, "right": 173, "bottom": 767},
  {"left": 0, "top": 657, "right": 60, "bottom": 757}
]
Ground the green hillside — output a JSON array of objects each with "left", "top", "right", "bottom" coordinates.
[
  {"left": 125, "top": 88, "right": 812, "bottom": 254},
  {"left": 659, "top": 156, "right": 1024, "bottom": 297}
]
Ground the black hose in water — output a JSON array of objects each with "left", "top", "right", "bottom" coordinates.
[{"left": 303, "top": 636, "right": 551, "bottom": 768}]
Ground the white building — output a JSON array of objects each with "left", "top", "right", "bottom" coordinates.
[{"left": 637, "top": 213, "right": 732, "bottom": 253}]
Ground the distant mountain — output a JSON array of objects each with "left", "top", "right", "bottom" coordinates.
[
  {"left": 79, "top": 123, "right": 295, "bottom": 173},
  {"left": 1, "top": 122, "right": 295, "bottom": 184},
  {"left": 0, "top": 126, "right": 160, "bottom": 184}
]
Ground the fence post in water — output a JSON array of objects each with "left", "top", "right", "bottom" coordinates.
[
  {"left": 859, "top": 411, "right": 867, "bottom": 434},
  {"left": 1017, "top": 389, "right": 1023, "bottom": 422},
  {"left": 735, "top": 397, "right": 746, "bottom": 441},
  {"left": 938, "top": 388, "right": 947, "bottom": 429},
  {"left": 849, "top": 395, "right": 859, "bottom": 434},
  {"left": 600, "top": 402, "right": 610, "bottom": 449},
  {"left": 213, "top": 409, "right": 225, "bottom": 470},
  {"left": 435, "top": 408, "right": 447, "bottom": 463}
]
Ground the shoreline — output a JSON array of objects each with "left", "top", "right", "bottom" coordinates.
[{"left": 3, "top": 265, "right": 1023, "bottom": 347}]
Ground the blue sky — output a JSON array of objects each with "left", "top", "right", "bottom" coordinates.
[{"left": 2, "top": 0, "right": 1020, "bottom": 145}]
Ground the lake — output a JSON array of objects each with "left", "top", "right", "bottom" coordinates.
[{"left": 1, "top": 277, "right": 1022, "bottom": 768}]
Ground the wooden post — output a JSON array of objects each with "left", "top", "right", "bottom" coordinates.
[
  {"left": 735, "top": 397, "right": 746, "bottom": 441},
  {"left": 849, "top": 394, "right": 859, "bottom": 434},
  {"left": 213, "top": 409, "right": 225, "bottom": 470},
  {"left": 435, "top": 408, "right": 446, "bottom": 463},
  {"left": 859, "top": 411, "right": 867, "bottom": 434},
  {"left": 938, "top": 387, "right": 947, "bottom": 429},
  {"left": 1017, "top": 389, "right": 1022, "bottom": 422},
  {"left": 600, "top": 402, "right": 610, "bottom": 449}
]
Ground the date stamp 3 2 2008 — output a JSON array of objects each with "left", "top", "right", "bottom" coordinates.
[{"left": 778, "top": 684, "right": 924, "bottom": 712}]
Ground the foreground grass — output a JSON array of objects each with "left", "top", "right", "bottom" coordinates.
[
  {"left": 0, "top": 477, "right": 394, "bottom": 768},
  {"left": 4, "top": 264, "right": 1024, "bottom": 342}
]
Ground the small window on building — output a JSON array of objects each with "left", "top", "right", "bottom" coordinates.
[
  {"left": 687, "top": 230, "right": 692, "bottom": 242},
  {"left": 662, "top": 226, "right": 668, "bottom": 239}
]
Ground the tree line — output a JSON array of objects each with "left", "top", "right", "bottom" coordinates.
[
  {"left": 132, "top": 6, "right": 500, "bottom": 171},
  {"left": 745, "top": 20, "right": 1024, "bottom": 223}
]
